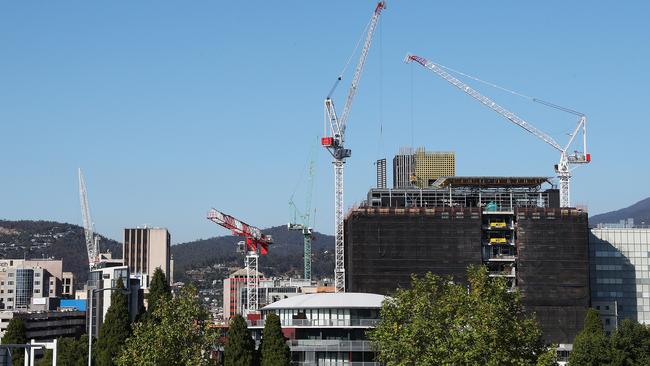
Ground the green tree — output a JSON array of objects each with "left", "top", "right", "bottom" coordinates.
[
  {"left": 57, "top": 336, "right": 89, "bottom": 366},
  {"left": 568, "top": 308, "right": 610, "bottom": 366},
  {"left": 369, "top": 265, "right": 547, "bottom": 366},
  {"left": 535, "top": 346, "right": 558, "bottom": 366},
  {"left": 2, "top": 317, "right": 27, "bottom": 365},
  {"left": 259, "top": 313, "right": 290, "bottom": 366},
  {"left": 95, "top": 278, "right": 131, "bottom": 366},
  {"left": 116, "top": 285, "right": 217, "bottom": 366},
  {"left": 224, "top": 315, "right": 255, "bottom": 366},
  {"left": 144, "top": 267, "right": 172, "bottom": 321},
  {"left": 609, "top": 318, "right": 650, "bottom": 366},
  {"left": 36, "top": 349, "right": 53, "bottom": 366}
]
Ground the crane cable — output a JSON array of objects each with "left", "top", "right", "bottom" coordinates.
[{"left": 433, "top": 61, "right": 584, "bottom": 116}]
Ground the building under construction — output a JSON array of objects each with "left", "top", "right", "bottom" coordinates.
[{"left": 344, "top": 176, "right": 589, "bottom": 344}]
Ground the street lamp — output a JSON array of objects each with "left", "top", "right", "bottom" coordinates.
[{"left": 87, "top": 286, "right": 130, "bottom": 366}]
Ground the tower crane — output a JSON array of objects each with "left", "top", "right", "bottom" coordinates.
[
  {"left": 78, "top": 168, "right": 100, "bottom": 270},
  {"left": 322, "top": 1, "right": 386, "bottom": 293},
  {"left": 405, "top": 54, "right": 590, "bottom": 207},
  {"left": 207, "top": 208, "right": 272, "bottom": 315},
  {"left": 288, "top": 155, "right": 316, "bottom": 282}
]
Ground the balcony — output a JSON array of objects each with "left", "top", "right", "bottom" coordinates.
[
  {"left": 288, "top": 339, "right": 375, "bottom": 352},
  {"left": 248, "top": 318, "right": 380, "bottom": 328}
]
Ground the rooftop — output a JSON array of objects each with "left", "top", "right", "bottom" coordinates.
[
  {"left": 262, "top": 292, "right": 386, "bottom": 310},
  {"left": 431, "top": 176, "right": 550, "bottom": 188}
]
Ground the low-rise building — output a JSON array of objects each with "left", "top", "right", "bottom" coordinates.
[
  {"left": 0, "top": 310, "right": 86, "bottom": 341},
  {"left": 252, "top": 292, "right": 385, "bottom": 366}
]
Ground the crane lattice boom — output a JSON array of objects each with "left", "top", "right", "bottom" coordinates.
[
  {"left": 405, "top": 53, "right": 590, "bottom": 208},
  {"left": 78, "top": 168, "right": 100, "bottom": 269}
]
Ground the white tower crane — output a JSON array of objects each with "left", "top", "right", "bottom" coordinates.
[
  {"left": 322, "top": 1, "right": 386, "bottom": 293},
  {"left": 78, "top": 168, "right": 100, "bottom": 270},
  {"left": 405, "top": 54, "right": 590, "bottom": 207}
]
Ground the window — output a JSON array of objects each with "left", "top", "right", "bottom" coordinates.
[
  {"left": 34, "top": 289, "right": 40, "bottom": 294},
  {"left": 34, "top": 273, "right": 40, "bottom": 277},
  {"left": 8, "top": 273, "right": 14, "bottom": 278},
  {"left": 7, "top": 290, "right": 13, "bottom": 294},
  {"left": 605, "top": 319, "right": 611, "bottom": 325},
  {"left": 35, "top": 281, "right": 40, "bottom": 285},
  {"left": 7, "top": 281, "right": 13, "bottom": 286}
]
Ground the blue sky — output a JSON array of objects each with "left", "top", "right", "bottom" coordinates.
[{"left": 1, "top": 1, "right": 648, "bottom": 243}]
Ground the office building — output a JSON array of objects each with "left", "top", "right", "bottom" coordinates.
[
  {"left": 0, "top": 259, "right": 70, "bottom": 311},
  {"left": 345, "top": 177, "right": 589, "bottom": 344},
  {"left": 413, "top": 148, "right": 455, "bottom": 188},
  {"left": 223, "top": 268, "right": 265, "bottom": 319},
  {"left": 392, "top": 147, "right": 415, "bottom": 188},
  {"left": 123, "top": 227, "right": 171, "bottom": 289},
  {"left": 376, "top": 159, "right": 387, "bottom": 189},
  {"left": 251, "top": 293, "right": 384, "bottom": 365},
  {"left": 86, "top": 265, "right": 140, "bottom": 338},
  {"left": 589, "top": 226, "right": 650, "bottom": 327}
]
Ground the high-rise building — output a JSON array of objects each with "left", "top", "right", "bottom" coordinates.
[
  {"left": 392, "top": 147, "right": 415, "bottom": 189},
  {"left": 346, "top": 177, "right": 589, "bottom": 344},
  {"left": 376, "top": 159, "right": 387, "bottom": 189},
  {"left": 413, "top": 148, "right": 455, "bottom": 188},
  {"left": 590, "top": 226, "right": 650, "bottom": 328},
  {"left": 123, "top": 227, "right": 171, "bottom": 288}
]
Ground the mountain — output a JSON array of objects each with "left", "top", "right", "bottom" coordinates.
[
  {"left": 0, "top": 220, "right": 122, "bottom": 285},
  {"left": 171, "top": 226, "right": 335, "bottom": 282},
  {"left": 590, "top": 197, "right": 650, "bottom": 227}
]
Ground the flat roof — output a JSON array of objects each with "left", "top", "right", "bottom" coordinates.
[
  {"left": 262, "top": 293, "right": 386, "bottom": 310},
  {"left": 432, "top": 176, "right": 550, "bottom": 188}
]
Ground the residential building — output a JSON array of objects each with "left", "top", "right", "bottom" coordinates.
[
  {"left": 252, "top": 293, "right": 384, "bottom": 366},
  {"left": 346, "top": 177, "right": 589, "bottom": 344},
  {"left": 413, "top": 148, "right": 455, "bottom": 188},
  {"left": 123, "top": 227, "right": 171, "bottom": 289},
  {"left": 589, "top": 226, "right": 650, "bottom": 326}
]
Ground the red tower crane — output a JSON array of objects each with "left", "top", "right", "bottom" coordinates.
[{"left": 207, "top": 208, "right": 272, "bottom": 314}]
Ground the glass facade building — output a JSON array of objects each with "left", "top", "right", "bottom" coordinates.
[
  {"left": 590, "top": 228, "right": 650, "bottom": 325},
  {"left": 15, "top": 268, "right": 34, "bottom": 308}
]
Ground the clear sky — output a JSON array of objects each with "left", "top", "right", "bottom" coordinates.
[{"left": 1, "top": 1, "right": 648, "bottom": 244}]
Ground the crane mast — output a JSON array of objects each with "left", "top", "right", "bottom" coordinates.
[
  {"left": 288, "top": 156, "right": 316, "bottom": 281},
  {"left": 405, "top": 54, "right": 590, "bottom": 207},
  {"left": 322, "top": 1, "right": 385, "bottom": 293},
  {"left": 78, "top": 169, "right": 100, "bottom": 270},
  {"left": 207, "top": 208, "right": 272, "bottom": 314}
]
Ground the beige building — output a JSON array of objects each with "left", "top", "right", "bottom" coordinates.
[
  {"left": 0, "top": 259, "right": 71, "bottom": 311},
  {"left": 123, "top": 227, "right": 171, "bottom": 288},
  {"left": 413, "top": 148, "right": 455, "bottom": 187}
]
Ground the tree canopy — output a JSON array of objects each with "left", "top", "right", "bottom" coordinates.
[
  {"left": 609, "top": 318, "right": 650, "bottom": 366},
  {"left": 260, "top": 313, "right": 290, "bottom": 366},
  {"left": 116, "top": 284, "right": 217, "bottom": 366},
  {"left": 145, "top": 267, "right": 172, "bottom": 321},
  {"left": 95, "top": 278, "right": 131, "bottom": 366},
  {"left": 568, "top": 308, "right": 611, "bottom": 365},
  {"left": 2, "top": 317, "right": 27, "bottom": 365},
  {"left": 224, "top": 315, "right": 256, "bottom": 366},
  {"left": 369, "top": 265, "right": 547, "bottom": 366}
]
